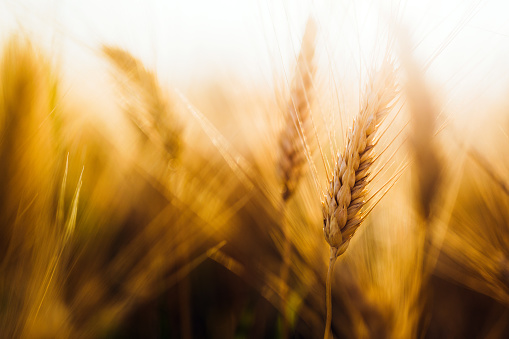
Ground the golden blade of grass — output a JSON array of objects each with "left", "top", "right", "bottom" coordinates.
[
  {"left": 468, "top": 148, "right": 509, "bottom": 197},
  {"left": 0, "top": 36, "right": 59, "bottom": 337},
  {"left": 27, "top": 165, "right": 83, "bottom": 336}
]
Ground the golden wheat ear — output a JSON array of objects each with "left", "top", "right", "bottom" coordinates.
[
  {"left": 322, "top": 61, "right": 398, "bottom": 339},
  {"left": 400, "top": 47, "right": 443, "bottom": 222},
  {"left": 277, "top": 17, "right": 318, "bottom": 338},
  {"left": 278, "top": 18, "right": 317, "bottom": 201},
  {"left": 102, "top": 46, "right": 182, "bottom": 160},
  {"left": 323, "top": 61, "right": 398, "bottom": 257}
]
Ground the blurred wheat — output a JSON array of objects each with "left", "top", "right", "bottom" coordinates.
[{"left": 1, "top": 7, "right": 509, "bottom": 338}]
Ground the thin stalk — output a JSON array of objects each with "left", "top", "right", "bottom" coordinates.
[
  {"left": 280, "top": 201, "right": 291, "bottom": 338},
  {"left": 324, "top": 247, "right": 338, "bottom": 339}
]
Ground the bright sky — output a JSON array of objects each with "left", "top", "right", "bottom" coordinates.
[{"left": 1, "top": 0, "right": 509, "bottom": 108}]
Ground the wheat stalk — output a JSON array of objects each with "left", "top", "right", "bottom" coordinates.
[{"left": 322, "top": 61, "right": 397, "bottom": 339}]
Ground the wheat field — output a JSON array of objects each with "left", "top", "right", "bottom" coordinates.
[{"left": 1, "top": 0, "right": 509, "bottom": 338}]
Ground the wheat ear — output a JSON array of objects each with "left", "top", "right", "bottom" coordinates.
[
  {"left": 278, "top": 18, "right": 317, "bottom": 201},
  {"left": 102, "top": 46, "right": 181, "bottom": 160},
  {"left": 322, "top": 62, "right": 397, "bottom": 339},
  {"left": 277, "top": 18, "right": 317, "bottom": 338}
]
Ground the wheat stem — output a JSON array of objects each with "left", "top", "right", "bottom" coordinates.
[
  {"left": 280, "top": 202, "right": 291, "bottom": 338},
  {"left": 324, "top": 247, "right": 337, "bottom": 339}
]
